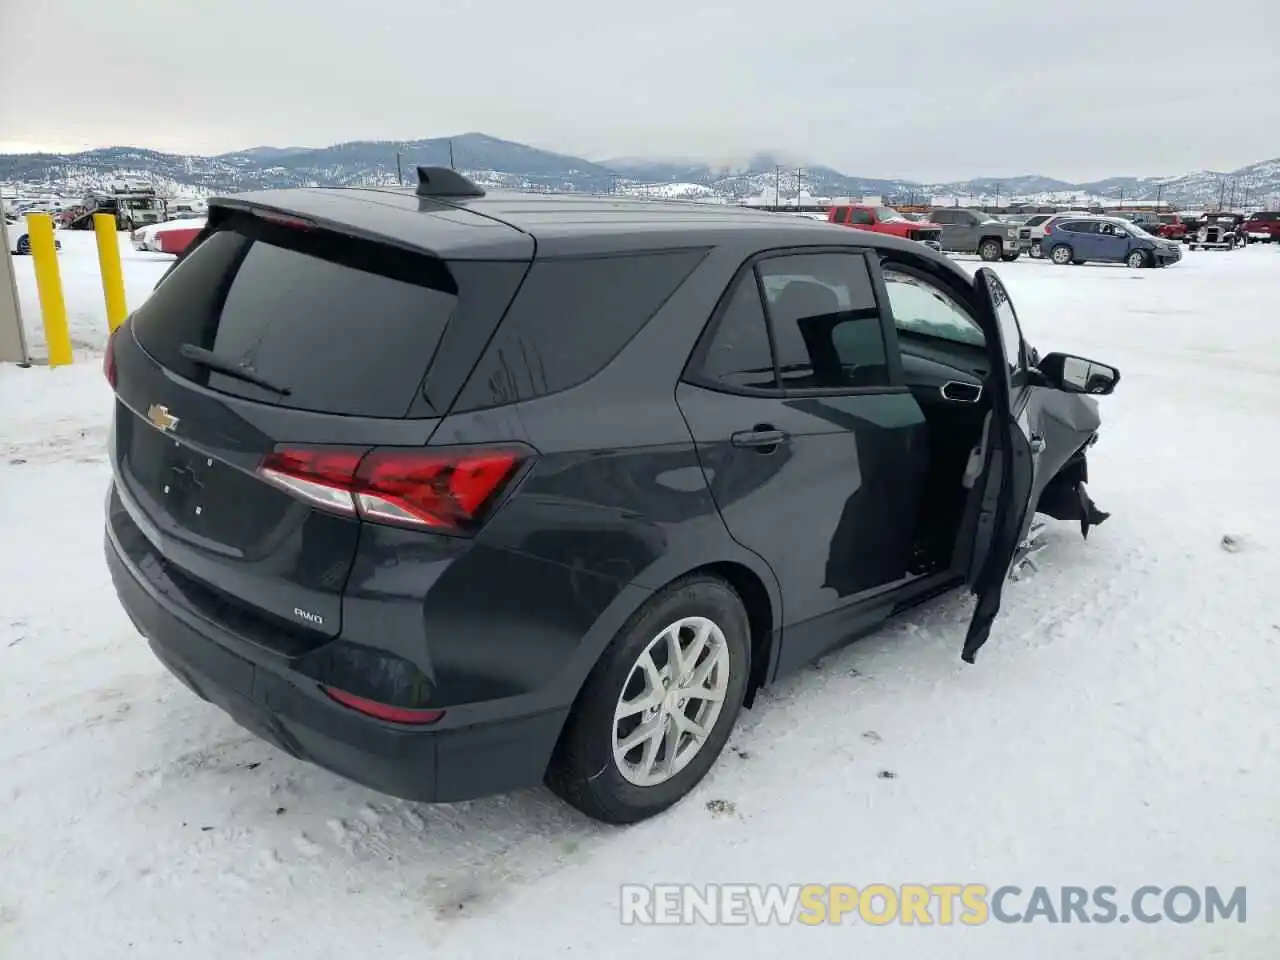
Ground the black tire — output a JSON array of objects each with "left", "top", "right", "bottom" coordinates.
[
  {"left": 15, "top": 235, "right": 30, "bottom": 255},
  {"left": 978, "top": 238, "right": 1002, "bottom": 262},
  {"left": 1126, "top": 249, "right": 1148, "bottom": 269},
  {"left": 546, "top": 573, "right": 751, "bottom": 824},
  {"left": 1030, "top": 240, "right": 1043, "bottom": 258},
  {"left": 1050, "top": 243, "right": 1074, "bottom": 265},
  {"left": 1001, "top": 252, "right": 1020, "bottom": 262}
]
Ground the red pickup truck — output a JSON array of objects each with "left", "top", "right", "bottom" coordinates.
[
  {"left": 827, "top": 204, "right": 943, "bottom": 250},
  {"left": 1153, "top": 213, "right": 1193, "bottom": 241}
]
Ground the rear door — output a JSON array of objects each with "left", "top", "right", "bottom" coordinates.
[
  {"left": 110, "top": 208, "right": 528, "bottom": 642},
  {"left": 960, "top": 269, "right": 1045, "bottom": 662},
  {"left": 678, "top": 248, "right": 929, "bottom": 672}
]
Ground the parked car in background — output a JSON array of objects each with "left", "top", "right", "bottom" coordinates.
[
  {"left": 1153, "top": 212, "right": 1192, "bottom": 241},
  {"left": 5, "top": 214, "right": 63, "bottom": 255},
  {"left": 928, "top": 208, "right": 1021, "bottom": 261},
  {"left": 102, "top": 168, "right": 1119, "bottom": 825},
  {"left": 1189, "top": 214, "right": 1243, "bottom": 250},
  {"left": 827, "top": 204, "right": 943, "bottom": 250},
  {"left": 1042, "top": 216, "right": 1182, "bottom": 267},
  {"left": 132, "top": 218, "right": 207, "bottom": 255},
  {"left": 1018, "top": 212, "right": 1087, "bottom": 258},
  {"left": 1244, "top": 211, "right": 1279, "bottom": 243}
]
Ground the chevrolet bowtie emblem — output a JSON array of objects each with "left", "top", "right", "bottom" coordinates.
[{"left": 147, "top": 403, "right": 180, "bottom": 432}]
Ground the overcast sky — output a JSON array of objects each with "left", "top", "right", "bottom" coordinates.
[{"left": 2, "top": 0, "right": 1277, "bottom": 181}]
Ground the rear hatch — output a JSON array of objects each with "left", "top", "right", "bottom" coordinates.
[{"left": 108, "top": 206, "right": 527, "bottom": 647}]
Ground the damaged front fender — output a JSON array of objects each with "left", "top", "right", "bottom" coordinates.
[{"left": 1036, "top": 449, "right": 1110, "bottom": 539}]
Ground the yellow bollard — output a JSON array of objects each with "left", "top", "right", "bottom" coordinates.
[
  {"left": 26, "top": 213, "right": 73, "bottom": 367},
  {"left": 93, "top": 213, "right": 129, "bottom": 332}
]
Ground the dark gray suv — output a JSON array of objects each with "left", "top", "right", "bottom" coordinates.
[{"left": 104, "top": 168, "right": 1118, "bottom": 824}]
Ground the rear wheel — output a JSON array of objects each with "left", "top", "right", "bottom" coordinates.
[
  {"left": 1030, "top": 240, "right": 1043, "bottom": 258},
  {"left": 1126, "top": 249, "right": 1148, "bottom": 269},
  {"left": 1001, "top": 251, "right": 1020, "bottom": 262},
  {"left": 15, "top": 235, "right": 30, "bottom": 255},
  {"left": 979, "top": 238, "right": 1002, "bottom": 262},
  {"left": 1050, "top": 244, "right": 1074, "bottom": 265},
  {"left": 546, "top": 574, "right": 750, "bottom": 824}
]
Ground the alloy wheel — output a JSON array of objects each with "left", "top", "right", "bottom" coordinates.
[{"left": 611, "top": 616, "right": 731, "bottom": 787}]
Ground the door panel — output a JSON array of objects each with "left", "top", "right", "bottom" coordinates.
[
  {"left": 678, "top": 386, "right": 928, "bottom": 665},
  {"left": 962, "top": 268, "right": 1044, "bottom": 662}
]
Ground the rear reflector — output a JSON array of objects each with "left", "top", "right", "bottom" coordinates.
[
  {"left": 104, "top": 326, "right": 119, "bottom": 388},
  {"left": 322, "top": 686, "right": 445, "bottom": 725},
  {"left": 258, "top": 444, "right": 530, "bottom": 535}
]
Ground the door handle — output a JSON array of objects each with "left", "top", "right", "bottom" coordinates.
[{"left": 731, "top": 427, "right": 789, "bottom": 450}]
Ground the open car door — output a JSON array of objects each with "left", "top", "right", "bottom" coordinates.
[{"left": 960, "top": 268, "right": 1041, "bottom": 663}]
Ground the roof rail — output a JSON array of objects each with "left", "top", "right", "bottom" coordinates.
[{"left": 415, "top": 166, "right": 486, "bottom": 199}]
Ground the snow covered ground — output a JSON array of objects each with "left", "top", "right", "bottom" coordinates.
[{"left": 2, "top": 233, "right": 1277, "bottom": 958}]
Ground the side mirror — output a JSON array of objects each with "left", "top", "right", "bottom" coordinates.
[{"left": 1034, "top": 352, "right": 1120, "bottom": 395}]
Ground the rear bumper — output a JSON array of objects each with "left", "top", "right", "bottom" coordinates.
[{"left": 105, "top": 498, "right": 570, "bottom": 803}]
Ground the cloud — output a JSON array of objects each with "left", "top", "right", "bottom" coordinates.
[{"left": 2, "top": 0, "right": 1277, "bottom": 180}]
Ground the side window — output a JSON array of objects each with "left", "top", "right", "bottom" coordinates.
[
  {"left": 832, "top": 207, "right": 850, "bottom": 224},
  {"left": 931, "top": 210, "right": 953, "bottom": 224},
  {"left": 983, "top": 272, "right": 1027, "bottom": 389},
  {"left": 881, "top": 266, "right": 985, "bottom": 349},
  {"left": 1065, "top": 220, "right": 1097, "bottom": 234},
  {"left": 756, "top": 253, "right": 889, "bottom": 391},
  {"left": 849, "top": 209, "right": 874, "bottom": 226},
  {"left": 696, "top": 276, "right": 778, "bottom": 391},
  {"left": 454, "top": 249, "right": 707, "bottom": 412}
]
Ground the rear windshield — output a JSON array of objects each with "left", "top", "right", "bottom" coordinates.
[{"left": 132, "top": 215, "right": 460, "bottom": 418}]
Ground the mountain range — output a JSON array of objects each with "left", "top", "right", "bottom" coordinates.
[{"left": 2, "top": 132, "right": 1277, "bottom": 209}]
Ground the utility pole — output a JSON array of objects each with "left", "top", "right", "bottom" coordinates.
[
  {"left": 995, "top": 182, "right": 1000, "bottom": 209},
  {"left": 795, "top": 168, "right": 803, "bottom": 209},
  {"left": 1154, "top": 182, "right": 1163, "bottom": 213},
  {"left": 449, "top": 140, "right": 455, "bottom": 171},
  {"left": 774, "top": 166, "right": 781, "bottom": 210},
  {"left": 396, "top": 151, "right": 403, "bottom": 186}
]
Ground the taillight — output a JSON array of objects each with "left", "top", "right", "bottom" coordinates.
[
  {"left": 104, "top": 327, "right": 118, "bottom": 388},
  {"left": 257, "top": 444, "right": 530, "bottom": 534},
  {"left": 1043, "top": 223, "right": 1053, "bottom": 235},
  {"left": 322, "top": 686, "right": 445, "bottom": 725}
]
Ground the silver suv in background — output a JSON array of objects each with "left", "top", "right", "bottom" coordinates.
[
  {"left": 1020, "top": 211, "right": 1091, "bottom": 258},
  {"left": 928, "top": 208, "right": 1021, "bottom": 261}
]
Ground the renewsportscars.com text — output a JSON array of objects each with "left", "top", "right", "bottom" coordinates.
[{"left": 620, "top": 883, "right": 1247, "bottom": 926}]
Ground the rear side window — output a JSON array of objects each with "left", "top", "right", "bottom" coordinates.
[
  {"left": 454, "top": 249, "right": 706, "bottom": 411},
  {"left": 849, "top": 209, "right": 874, "bottom": 225},
  {"left": 132, "top": 217, "right": 459, "bottom": 418},
  {"left": 1062, "top": 220, "right": 1097, "bottom": 234},
  {"left": 696, "top": 276, "right": 777, "bottom": 391}
]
